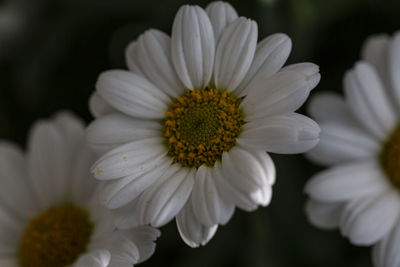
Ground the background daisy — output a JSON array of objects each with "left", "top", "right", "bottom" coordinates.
[
  {"left": 0, "top": 111, "right": 159, "bottom": 267},
  {"left": 305, "top": 31, "right": 400, "bottom": 267},
  {"left": 87, "top": 1, "right": 320, "bottom": 248}
]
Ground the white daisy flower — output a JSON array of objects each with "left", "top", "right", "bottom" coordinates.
[
  {"left": 0, "top": 112, "right": 160, "bottom": 267},
  {"left": 87, "top": 1, "right": 320, "bottom": 247},
  {"left": 305, "top": 31, "right": 400, "bottom": 267}
]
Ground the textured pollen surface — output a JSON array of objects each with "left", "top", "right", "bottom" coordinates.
[
  {"left": 19, "top": 204, "right": 93, "bottom": 267},
  {"left": 163, "top": 87, "right": 244, "bottom": 168},
  {"left": 380, "top": 124, "right": 400, "bottom": 189}
]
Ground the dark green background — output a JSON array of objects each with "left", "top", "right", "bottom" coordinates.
[{"left": 1, "top": 0, "right": 399, "bottom": 266}]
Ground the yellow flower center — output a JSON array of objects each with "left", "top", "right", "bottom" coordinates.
[
  {"left": 380, "top": 124, "right": 400, "bottom": 189},
  {"left": 163, "top": 88, "right": 244, "bottom": 168},
  {"left": 18, "top": 204, "right": 93, "bottom": 267}
]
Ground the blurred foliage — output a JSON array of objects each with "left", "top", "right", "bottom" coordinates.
[{"left": 1, "top": 0, "right": 400, "bottom": 266}]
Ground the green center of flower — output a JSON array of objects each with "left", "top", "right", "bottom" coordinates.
[
  {"left": 163, "top": 87, "right": 244, "bottom": 168},
  {"left": 380, "top": 124, "right": 400, "bottom": 189},
  {"left": 18, "top": 204, "right": 93, "bottom": 267}
]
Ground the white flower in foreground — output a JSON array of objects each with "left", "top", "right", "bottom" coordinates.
[
  {"left": 0, "top": 112, "right": 159, "bottom": 267},
  {"left": 87, "top": 1, "right": 320, "bottom": 247},
  {"left": 305, "top": 31, "right": 400, "bottom": 267}
]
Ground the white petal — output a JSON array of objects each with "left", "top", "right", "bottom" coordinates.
[
  {"left": 126, "top": 226, "right": 161, "bottom": 263},
  {"left": 111, "top": 199, "right": 139, "bottom": 230},
  {"left": 212, "top": 161, "right": 257, "bottom": 211},
  {"left": 306, "top": 121, "right": 379, "bottom": 166},
  {"left": 107, "top": 233, "right": 140, "bottom": 266},
  {"left": 238, "top": 113, "right": 320, "bottom": 154},
  {"left": 74, "top": 250, "right": 111, "bottom": 267},
  {"left": 220, "top": 146, "right": 272, "bottom": 210},
  {"left": 340, "top": 191, "right": 400, "bottom": 246},
  {"left": 205, "top": 1, "right": 238, "bottom": 41},
  {"left": 0, "top": 142, "right": 37, "bottom": 220},
  {"left": 91, "top": 138, "right": 166, "bottom": 180},
  {"left": 27, "top": 120, "right": 73, "bottom": 209},
  {"left": 171, "top": 5, "right": 215, "bottom": 90},
  {"left": 96, "top": 70, "right": 169, "bottom": 119},
  {"left": 305, "top": 159, "right": 390, "bottom": 202},
  {"left": 136, "top": 165, "right": 195, "bottom": 227},
  {"left": 0, "top": 207, "right": 24, "bottom": 255},
  {"left": 176, "top": 199, "right": 218, "bottom": 248},
  {"left": 213, "top": 17, "right": 257, "bottom": 92},
  {"left": 361, "top": 34, "right": 390, "bottom": 84},
  {"left": 280, "top": 63, "right": 321, "bottom": 90},
  {"left": 0, "top": 258, "right": 18, "bottom": 267},
  {"left": 373, "top": 222, "right": 400, "bottom": 267},
  {"left": 136, "top": 29, "right": 186, "bottom": 98},
  {"left": 191, "top": 165, "right": 235, "bottom": 227},
  {"left": 86, "top": 113, "right": 161, "bottom": 154},
  {"left": 307, "top": 92, "right": 356, "bottom": 125},
  {"left": 241, "top": 69, "right": 318, "bottom": 120},
  {"left": 125, "top": 41, "right": 145, "bottom": 75},
  {"left": 344, "top": 62, "right": 397, "bottom": 140},
  {"left": 305, "top": 199, "right": 343, "bottom": 230},
  {"left": 237, "top": 33, "right": 291, "bottom": 94},
  {"left": 101, "top": 157, "right": 172, "bottom": 209},
  {"left": 89, "top": 92, "right": 117, "bottom": 119},
  {"left": 388, "top": 31, "right": 400, "bottom": 111}
]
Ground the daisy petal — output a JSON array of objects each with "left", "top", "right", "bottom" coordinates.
[
  {"left": 205, "top": 1, "right": 238, "bottom": 41},
  {"left": 128, "top": 226, "right": 161, "bottom": 263},
  {"left": 171, "top": 5, "right": 215, "bottom": 90},
  {"left": 344, "top": 62, "right": 397, "bottom": 140},
  {"left": 136, "top": 29, "right": 185, "bottom": 98},
  {"left": 238, "top": 113, "right": 320, "bottom": 154},
  {"left": 0, "top": 207, "right": 24, "bottom": 255},
  {"left": 136, "top": 165, "right": 195, "bottom": 227},
  {"left": 388, "top": 31, "right": 400, "bottom": 111},
  {"left": 27, "top": 121, "right": 73, "bottom": 209},
  {"left": 89, "top": 92, "right": 117, "bottom": 119},
  {"left": 241, "top": 70, "right": 317, "bottom": 120},
  {"left": 125, "top": 41, "right": 145, "bottom": 75},
  {"left": 213, "top": 17, "right": 257, "bottom": 92},
  {"left": 111, "top": 199, "right": 139, "bottom": 229},
  {"left": 373, "top": 223, "right": 400, "bottom": 267},
  {"left": 101, "top": 157, "right": 172, "bottom": 209},
  {"left": 191, "top": 165, "right": 235, "bottom": 227},
  {"left": 91, "top": 138, "right": 166, "bottom": 180},
  {"left": 96, "top": 70, "right": 169, "bottom": 119},
  {"left": 107, "top": 233, "right": 140, "bottom": 267},
  {"left": 237, "top": 33, "right": 291, "bottom": 94},
  {"left": 176, "top": 200, "right": 218, "bottom": 248},
  {"left": 0, "top": 142, "right": 37, "bottom": 220},
  {"left": 86, "top": 113, "right": 161, "bottom": 153},
  {"left": 213, "top": 161, "right": 257, "bottom": 211},
  {"left": 340, "top": 191, "right": 400, "bottom": 246},
  {"left": 74, "top": 250, "right": 111, "bottom": 267},
  {"left": 307, "top": 92, "right": 356, "bottom": 125},
  {"left": 305, "top": 199, "right": 343, "bottom": 230},
  {"left": 306, "top": 121, "right": 379, "bottom": 166},
  {"left": 305, "top": 159, "right": 390, "bottom": 202},
  {"left": 280, "top": 63, "right": 321, "bottom": 90},
  {"left": 220, "top": 147, "right": 272, "bottom": 210},
  {"left": 361, "top": 34, "right": 390, "bottom": 84}
]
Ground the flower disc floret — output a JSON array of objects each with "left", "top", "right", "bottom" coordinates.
[
  {"left": 163, "top": 87, "right": 244, "bottom": 168},
  {"left": 380, "top": 124, "right": 400, "bottom": 189},
  {"left": 19, "top": 204, "right": 93, "bottom": 267}
]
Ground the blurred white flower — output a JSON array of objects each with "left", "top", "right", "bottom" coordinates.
[
  {"left": 0, "top": 112, "right": 159, "bottom": 267},
  {"left": 305, "top": 31, "right": 400, "bottom": 267},
  {"left": 87, "top": 1, "right": 320, "bottom": 247}
]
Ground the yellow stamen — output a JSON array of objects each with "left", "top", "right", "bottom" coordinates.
[
  {"left": 19, "top": 204, "right": 93, "bottom": 267},
  {"left": 380, "top": 124, "right": 400, "bottom": 189},
  {"left": 163, "top": 87, "right": 244, "bottom": 168}
]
